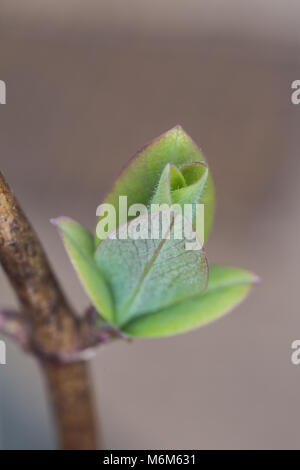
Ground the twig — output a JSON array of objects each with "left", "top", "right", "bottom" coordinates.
[{"left": 0, "top": 171, "right": 99, "bottom": 449}]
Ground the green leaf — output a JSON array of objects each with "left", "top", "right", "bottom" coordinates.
[
  {"left": 149, "top": 162, "right": 208, "bottom": 243},
  {"left": 51, "top": 217, "right": 114, "bottom": 323},
  {"left": 95, "top": 211, "right": 208, "bottom": 327},
  {"left": 150, "top": 164, "right": 184, "bottom": 206},
  {"left": 122, "top": 265, "right": 259, "bottom": 337},
  {"left": 172, "top": 162, "right": 208, "bottom": 208},
  {"left": 97, "top": 126, "right": 215, "bottom": 244}
]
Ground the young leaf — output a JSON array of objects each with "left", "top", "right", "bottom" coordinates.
[
  {"left": 149, "top": 162, "right": 208, "bottom": 242},
  {"left": 51, "top": 217, "right": 114, "bottom": 323},
  {"left": 52, "top": 128, "right": 257, "bottom": 341},
  {"left": 172, "top": 162, "right": 208, "bottom": 208},
  {"left": 98, "top": 126, "right": 215, "bottom": 243},
  {"left": 95, "top": 211, "right": 208, "bottom": 327},
  {"left": 150, "top": 163, "right": 184, "bottom": 206},
  {"left": 122, "top": 265, "right": 259, "bottom": 337}
]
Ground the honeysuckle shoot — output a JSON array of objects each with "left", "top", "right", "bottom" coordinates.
[{"left": 52, "top": 126, "right": 258, "bottom": 338}]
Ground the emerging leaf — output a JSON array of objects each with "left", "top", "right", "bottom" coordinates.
[
  {"left": 95, "top": 211, "right": 208, "bottom": 327},
  {"left": 122, "top": 265, "right": 259, "bottom": 337},
  {"left": 51, "top": 217, "right": 114, "bottom": 323},
  {"left": 52, "top": 127, "right": 258, "bottom": 340},
  {"left": 150, "top": 162, "right": 208, "bottom": 236},
  {"left": 97, "top": 126, "right": 215, "bottom": 244}
]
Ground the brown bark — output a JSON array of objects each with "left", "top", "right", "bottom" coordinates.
[
  {"left": 45, "top": 362, "right": 98, "bottom": 450},
  {"left": 0, "top": 171, "right": 99, "bottom": 449}
]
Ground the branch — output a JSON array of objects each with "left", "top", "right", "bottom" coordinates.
[
  {"left": 0, "top": 171, "right": 79, "bottom": 353},
  {"left": 0, "top": 171, "right": 99, "bottom": 449},
  {"left": 0, "top": 306, "right": 125, "bottom": 363}
]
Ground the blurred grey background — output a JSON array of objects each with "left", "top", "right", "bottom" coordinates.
[{"left": 0, "top": 0, "right": 300, "bottom": 450}]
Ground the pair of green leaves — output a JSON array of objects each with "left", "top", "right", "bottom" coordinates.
[{"left": 52, "top": 126, "right": 258, "bottom": 337}]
